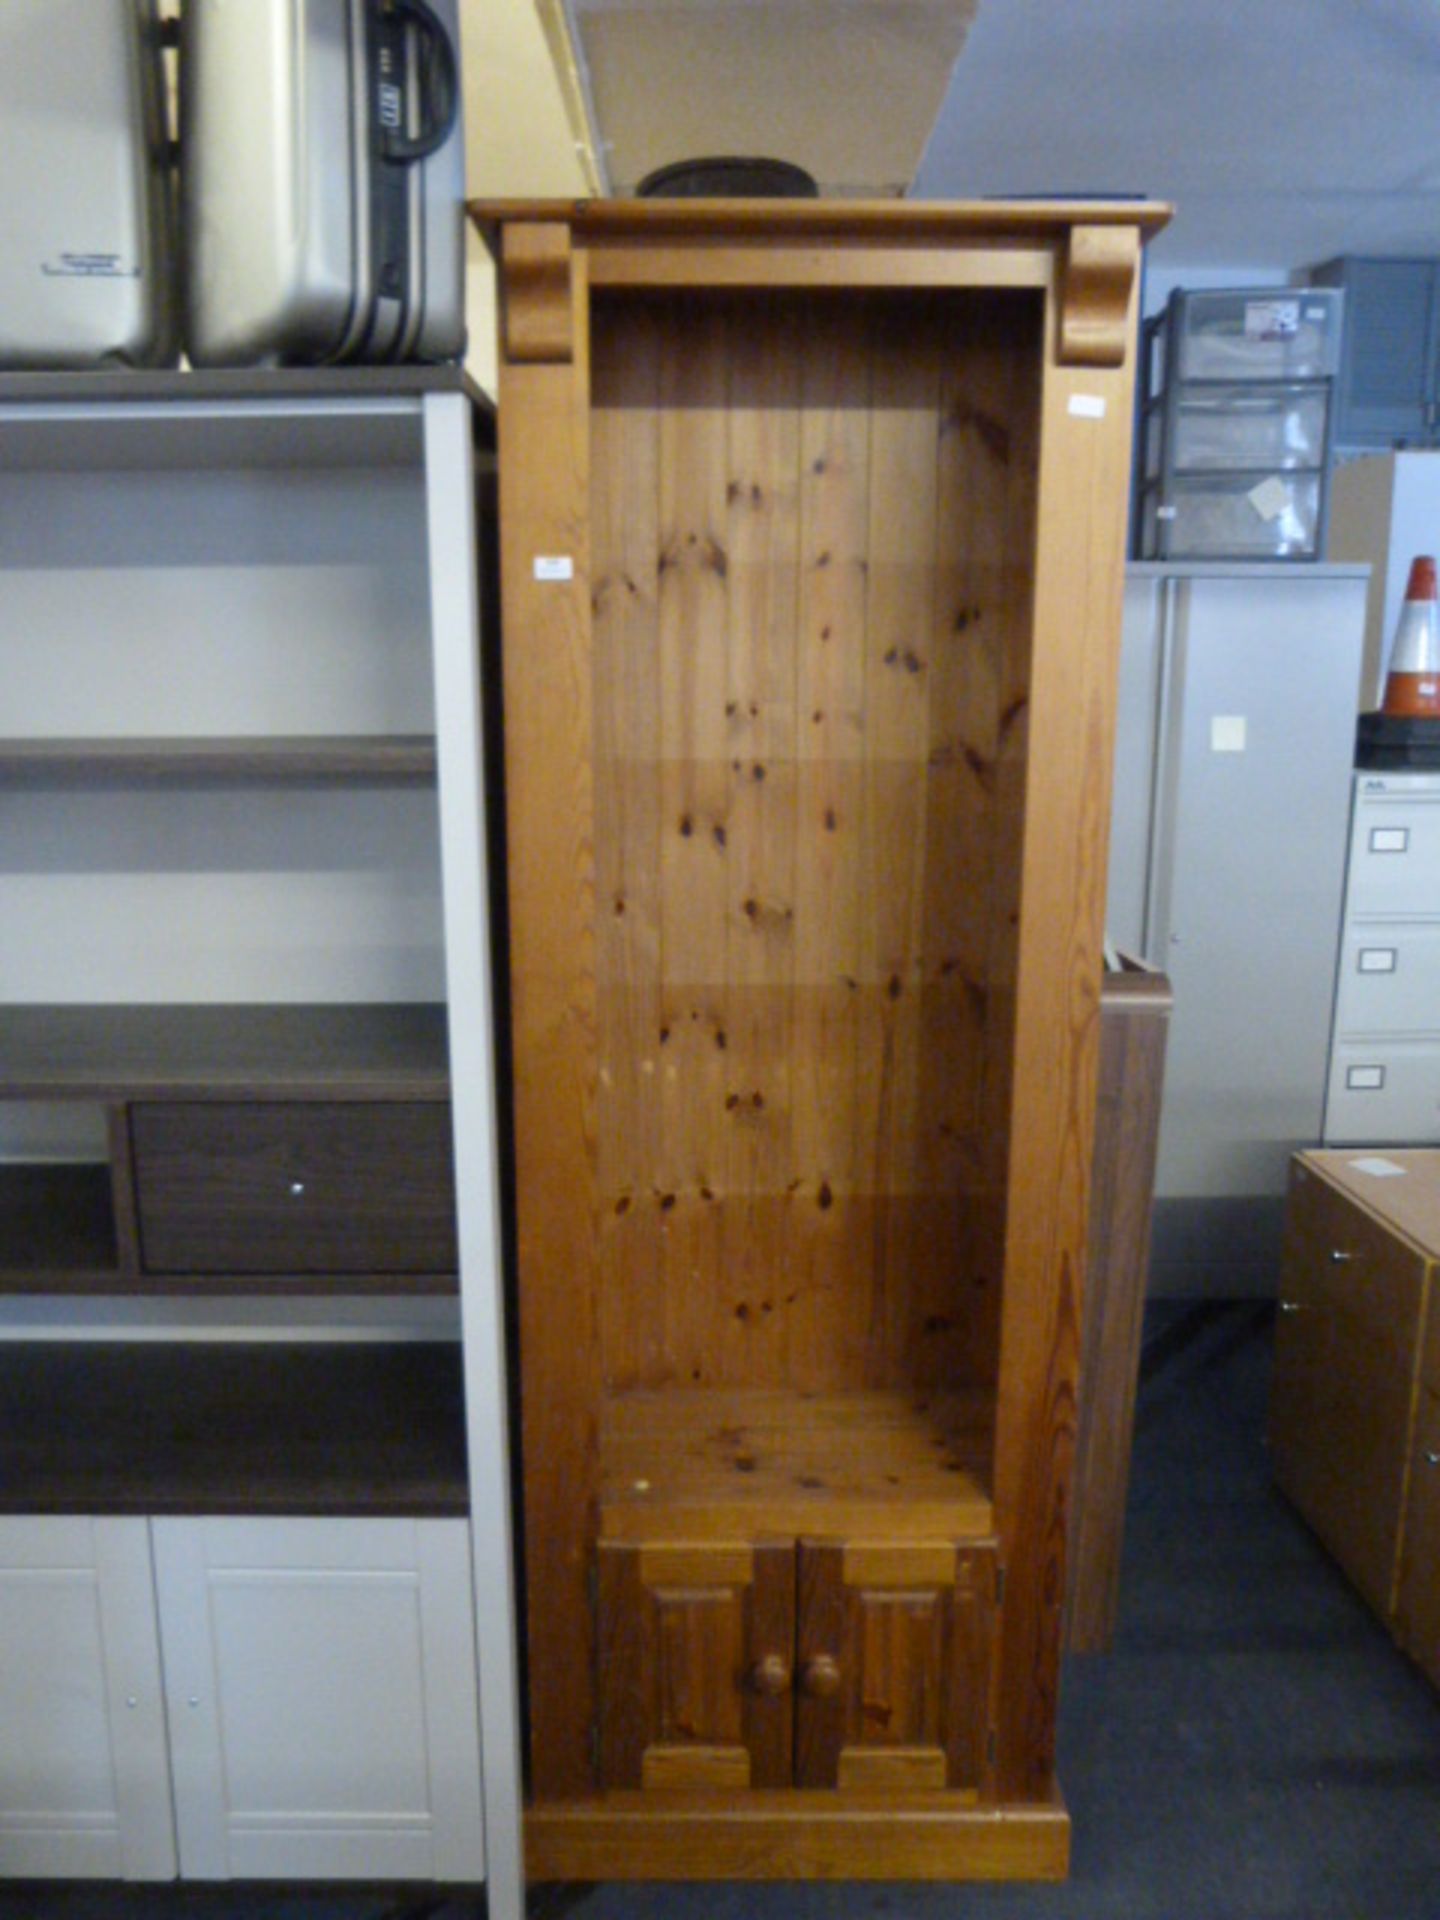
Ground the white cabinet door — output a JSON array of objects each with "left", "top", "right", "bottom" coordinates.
[
  {"left": 0, "top": 1516, "right": 175, "bottom": 1880},
  {"left": 1146, "top": 572, "right": 1366, "bottom": 1198},
  {"left": 151, "top": 1516, "right": 484, "bottom": 1882}
]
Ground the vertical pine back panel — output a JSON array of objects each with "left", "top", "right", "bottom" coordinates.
[{"left": 591, "top": 288, "right": 1041, "bottom": 1396}]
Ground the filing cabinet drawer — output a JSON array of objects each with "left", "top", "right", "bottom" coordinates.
[
  {"left": 1326, "top": 1041, "right": 1440, "bottom": 1146},
  {"left": 131, "top": 1103, "right": 457, "bottom": 1275},
  {"left": 1332, "top": 922, "right": 1440, "bottom": 1038},
  {"left": 1344, "top": 787, "right": 1440, "bottom": 917}
]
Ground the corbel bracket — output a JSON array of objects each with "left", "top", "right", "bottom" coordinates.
[
  {"left": 503, "top": 221, "right": 575, "bottom": 365},
  {"left": 1059, "top": 225, "right": 1140, "bottom": 368}
]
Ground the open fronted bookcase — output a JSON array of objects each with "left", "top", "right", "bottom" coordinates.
[{"left": 470, "top": 197, "right": 1165, "bottom": 1882}]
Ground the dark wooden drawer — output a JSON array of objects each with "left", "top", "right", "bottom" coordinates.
[
  {"left": 1396, "top": 1386, "right": 1440, "bottom": 1684},
  {"left": 1283, "top": 1161, "right": 1427, "bottom": 1359},
  {"left": 131, "top": 1102, "right": 456, "bottom": 1275}
]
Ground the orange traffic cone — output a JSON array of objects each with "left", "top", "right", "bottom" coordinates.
[{"left": 1382, "top": 556, "right": 1440, "bottom": 717}]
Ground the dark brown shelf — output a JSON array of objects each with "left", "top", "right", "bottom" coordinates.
[
  {"left": 0, "top": 1341, "right": 468, "bottom": 1516},
  {"left": 0, "top": 1004, "right": 449, "bottom": 1101},
  {"left": 0, "top": 736, "right": 438, "bottom": 787},
  {"left": 0, "top": 1164, "right": 117, "bottom": 1280},
  {"left": 0, "top": 1269, "right": 457, "bottom": 1298}
]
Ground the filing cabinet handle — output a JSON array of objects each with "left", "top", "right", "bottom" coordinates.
[
  {"left": 750, "top": 1654, "right": 792, "bottom": 1696},
  {"left": 800, "top": 1654, "right": 842, "bottom": 1699}
]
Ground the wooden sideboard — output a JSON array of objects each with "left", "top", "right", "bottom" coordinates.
[{"left": 1271, "top": 1148, "right": 1440, "bottom": 1686}]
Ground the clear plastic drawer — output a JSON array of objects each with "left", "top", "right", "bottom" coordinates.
[
  {"left": 1142, "top": 471, "right": 1322, "bottom": 560},
  {"left": 1171, "top": 289, "right": 1343, "bottom": 382},
  {"left": 1146, "top": 385, "right": 1330, "bottom": 476}
]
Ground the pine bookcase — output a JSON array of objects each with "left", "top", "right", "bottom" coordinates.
[{"left": 469, "top": 197, "right": 1167, "bottom": 1882}]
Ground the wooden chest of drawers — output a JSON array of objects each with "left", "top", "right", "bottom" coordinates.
[{"left": 1270, "top": 1149, "right": 1440, "bottom": 1679}]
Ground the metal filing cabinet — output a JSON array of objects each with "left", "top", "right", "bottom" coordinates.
[
  {"left": 1325, "top": 772, "right": 1440, "bottom": 1143},
  {"left": 1108, "top": 562, "right": 1367, "bottom": 1288}
]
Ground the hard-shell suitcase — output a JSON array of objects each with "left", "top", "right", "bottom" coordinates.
[
  {"left": 182, "top": 0, "right": 465, "bottom": 367},
  {"left": 0, "top": 0, "right": 178, "bottom": 369}
]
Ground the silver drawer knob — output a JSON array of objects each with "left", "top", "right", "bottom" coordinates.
[
  {"left": 1330, "top": 1249, "right": 1354, "bottom": 1263},
  {"left": 288, "top": 1180, "right": 306, "bottom": 1197},
  {"left": 1425, "top": 1451, "right": 1440, "bottom": 1468}
]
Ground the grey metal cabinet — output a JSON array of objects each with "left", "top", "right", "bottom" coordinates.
[
  {"left": 1325, "top": 772, "right": 1440, "bottom": 1145},
  {"left": 1312, "top": 258, "right": 1440, "bottom": 450},
  {"left": 1109, "top": 565, "right": 1367, "bottom": 1283}
]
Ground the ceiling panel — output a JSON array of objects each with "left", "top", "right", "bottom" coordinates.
[
  {"left": 913, "top": 0, "right": 1440, "bottom": 266},
  {"left": 557, "top": 0, "right": 977, "bottom": 196}
]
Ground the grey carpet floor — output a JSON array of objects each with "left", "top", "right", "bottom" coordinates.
[{"left": 5, "top": 1300, "right": 1440, "bottom": 1919}]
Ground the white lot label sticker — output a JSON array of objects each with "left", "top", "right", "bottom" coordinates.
[
  {"left": 1248, "top": 476, "right": 1290, "bottom": 521},
  {"left": 1245, "top": 298, "right": 1300, "bottom": 340},
  {"left": 1210, "top": 715, "right": 1247, "bottom": 753},
  {"left": 533, "top": 555, "right": 574, "bottom": 581},
  {"left": 1358, "top": 948, "right": 1398, "bottom": 973},
  {"left": 1349, "top": 1156, "right": 1406, "bottom": 1178},
  {"left": 1068, "top": 394, "right": 1107, "bottom": 419}
]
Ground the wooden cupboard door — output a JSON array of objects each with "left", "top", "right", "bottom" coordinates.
[
  {"left": 794, "top": 1542, "right": 998, "bottom": 1795},
  {"left": 596, "top": 1542, "right": 794, "bottom": 1790},
  {"left": 1396, "top": 1388, "right": 1440, "bottom": 1685},
  {"left": 0, "top": 1516, "right": 175, "bottom": 1880},
  {"left": 151, "top": 1517, "right": 484, "bottom": 1882},
  {"left": 1270, "top": 1165, "right": 1427, "bottom": 1616}
]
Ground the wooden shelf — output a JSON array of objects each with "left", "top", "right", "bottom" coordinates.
[
  {"left": 0, "top": 1164, "right": 117, "bottom": 1283},
  {"left": 0, "top": 1341, "right": 468, "bottom": 1516},
  {"left": 600, "top": 1388, "right": 994, "bottom": 1543},
  {"left": 0, "top": 736, "right": 438, "bottom": 787},
  {"left": 0, "top": 1004, "right": 448, "bottom": 1101}
]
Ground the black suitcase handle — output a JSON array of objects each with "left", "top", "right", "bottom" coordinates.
[{"left": 381, "top": 0, "right": 458, "bottom": 164}]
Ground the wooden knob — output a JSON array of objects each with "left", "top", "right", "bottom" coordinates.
[
  {"left": 750, "top": 1654, "right": 791, "bottom": 1696},
  {"left": 800, "top": 1654, "right": 841, "bottom": 1699}
]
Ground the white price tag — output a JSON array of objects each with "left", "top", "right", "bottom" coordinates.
[
  {"left": 1247, "top": 477, "right": 1289, "bottom": 522},
  {"left": 1349, "top": 1155, "right": 1405, "bottom": 1176},
  {"left": 1067, "top": 394, "right": 1107, "bottom": 419},
  {"left": 533, "top": 555, "right": 574, "bottom": 582}
]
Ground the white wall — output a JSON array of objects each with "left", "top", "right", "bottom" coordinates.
[{"left": 1141, "top": 262, "right": 1291, "bottom": 322}]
